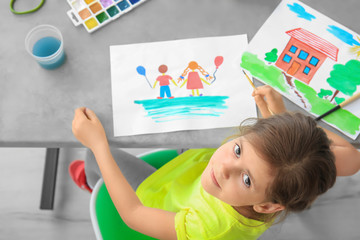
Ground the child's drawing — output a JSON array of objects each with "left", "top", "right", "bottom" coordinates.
[
  {"left": 241, "top": 0, "right": 360, "bottom": 139},
  {"left": 137, "top": 64, "right": 178, "bottom": 99},
  {"left": 110, "top": 35, "right": 256, "bottom": 136},
  {"left": 154, "top": 64, "right": 177, "bottom": 99},
  {"left": 178, "top": 61, "right": 213, "bottom": 96},
  {"left": 134, "top": 57, "right": 225, "bottom": 123}
]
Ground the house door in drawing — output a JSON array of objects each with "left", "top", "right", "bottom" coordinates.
[{"left": 287, "top": 61, "right": 300, "bottom": 76}]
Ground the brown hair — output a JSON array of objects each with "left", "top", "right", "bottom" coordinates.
[{"left": 238, "top": 112, "right": 336, "bottom": 224}]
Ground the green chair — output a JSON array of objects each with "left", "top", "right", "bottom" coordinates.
[{"left": 90, "top": 149, "right": 179, "bottom": 240}]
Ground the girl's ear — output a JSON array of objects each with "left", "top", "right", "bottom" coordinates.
[{"left": 253, "top": 202, "right": 285, "bottom": 214}]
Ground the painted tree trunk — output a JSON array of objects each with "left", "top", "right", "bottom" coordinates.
[{"left": 330, "top": 89, "right": 340, "bottom": 103}]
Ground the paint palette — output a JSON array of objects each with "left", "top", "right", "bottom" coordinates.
[{"left": 67, "top": 0, "right": 149, "bottom": 33}]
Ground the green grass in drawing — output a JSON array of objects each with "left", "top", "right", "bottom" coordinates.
[
  {"left": 295, "top": 80, "right": 360, "bottom": 134},
  {"left": 241, "top": 52, "right": 290, "bottom": 92},
  {"left": 241, "top": 51, "right": 360, "bottom": 135}
]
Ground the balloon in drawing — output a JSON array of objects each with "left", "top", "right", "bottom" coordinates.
[
  {"left": 214, "top": 56, "right": 224, "bottom": 68},
  {"left": 136, "top": 66, "right": 152, "bottom": 88},
  {"left": 212, "top": 56, "right": 224, "bottom": 83},
  {"left": 136, "top": 66, "right": 146, "bottom": 76}
]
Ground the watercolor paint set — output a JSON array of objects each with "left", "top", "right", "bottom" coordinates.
[{"left": 67, "top": 0, "right": 149, "bottom": 33}]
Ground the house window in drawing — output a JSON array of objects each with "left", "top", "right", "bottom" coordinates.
[{"left": 275, "top": 28, "right": 339, "bottom": 84}]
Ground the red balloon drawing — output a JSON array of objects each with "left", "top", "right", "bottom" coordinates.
[{"left": 214, "top": 56, "right": 224, "bottom": 68}]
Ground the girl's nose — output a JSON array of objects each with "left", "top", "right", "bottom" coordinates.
[{"left": 220, "top": 160, "right": 233, "bottom": 179}]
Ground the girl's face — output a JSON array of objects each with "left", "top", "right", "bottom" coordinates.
[{"left": 201, "top": 137, "right": 274, "bottom": 208}]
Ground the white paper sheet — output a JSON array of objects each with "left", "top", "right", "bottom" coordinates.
[
  {"left": 242, "top": 0, "right": 360, "bottom": 139},
  {"left": 110, "top": 35, "right": 257, "bottom": 136}
]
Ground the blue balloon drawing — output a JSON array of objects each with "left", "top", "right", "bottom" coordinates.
[{"left": 136, "top": 66, "right": 152, "bottom": 88}]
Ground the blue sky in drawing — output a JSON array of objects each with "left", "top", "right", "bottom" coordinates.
[
  {"left": 287, "top": 2, "right": 316, "bottom": 21},
  {"left": 327, "top": 25, "right": 360, "bottom": 46}
]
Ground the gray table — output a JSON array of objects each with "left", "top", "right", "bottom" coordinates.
[{"left": 1, "top": 0, "right": 359, "bottom": 209}]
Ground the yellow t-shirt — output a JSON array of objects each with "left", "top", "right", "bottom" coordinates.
[{"left": 136, "top": 149, "right": 269, "bottom": 240}]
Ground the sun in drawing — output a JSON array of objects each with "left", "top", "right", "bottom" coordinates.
[{"left": 178, "top": 61, "right": 214, "bottom": 96}]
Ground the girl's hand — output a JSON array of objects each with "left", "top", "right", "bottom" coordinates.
[
  {"left": 252, "top": 85, "right": 286, "bottom": 118},
  {"left": 72, "top": 107, "right": 108, "bottom": 151}
]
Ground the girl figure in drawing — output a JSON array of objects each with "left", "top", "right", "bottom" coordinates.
[
  {"left": 153, "top": 64, "right": 177, "bottom": 99},
  {"left": 70, "top": 85, "right": 360, "bottom": 240},
  {"left": 178, "top": 61, "right": 213, "bottom": 96}
]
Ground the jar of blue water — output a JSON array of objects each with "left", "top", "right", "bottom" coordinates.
[{"left": 25, "top": 25, "right": 66, "bottom": 70}]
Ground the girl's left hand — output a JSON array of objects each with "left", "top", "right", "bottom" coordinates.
[{"left": 72, "top": 107, "right": 108, "bottom": 151}]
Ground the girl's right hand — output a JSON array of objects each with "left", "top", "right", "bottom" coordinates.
[
  {"left": 72, "top": 107, "right": 108, "bottom": 151},
  {"left": 252, "top": 85, "right": 286, "bottom": 118}
]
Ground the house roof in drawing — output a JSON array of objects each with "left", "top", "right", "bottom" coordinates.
[{"left": 286, "top": 28, "right": 339, "bottom": 61}]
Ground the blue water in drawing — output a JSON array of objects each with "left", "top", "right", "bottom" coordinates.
[{"left": 134, "top": 96, "right": 229, "bottom": 122}]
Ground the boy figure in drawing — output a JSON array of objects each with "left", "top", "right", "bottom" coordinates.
[
  {"left": 153, "top": 64, "right": 177, "bottom": 99},
  {"left": 178, "top": 61, "right": 213, "bottom": 96}
]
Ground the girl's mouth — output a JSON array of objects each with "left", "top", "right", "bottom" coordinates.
[{"left": 211, "top": 168, "right": 221, "bottom": 189}]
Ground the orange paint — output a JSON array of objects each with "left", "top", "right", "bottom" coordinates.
[
  {"left": 90, "top": 2, "right": 102, "bottom": 14},
  {"left": 188, "top": 61, "right": 199, "bottom": 70},
  {"left": 79, "top": 8, "right": 91, "bottom": 20}
]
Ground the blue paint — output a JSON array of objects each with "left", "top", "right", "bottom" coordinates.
[
  {"left": 117, "top": 0, "right": 130, "bottom": 10},
  {"left": 289, "top": 45, "right": 298, "bottom": 53},
  {"left": 298, "top": 50, "right": 309, "bottom": 60},
  {"left": 287, "top": 3, "right": 316, "bottom": 21},
  {"left": 283, "top": 54, "right": 292, "bottom": 63},
  {"left": 134, "top": 96, "right": 229, "bottom": 122},
  {"left": 32, "top": 36, "right": 65, "bottom": 69},
  {"left": 327, "top": 25, "right": 360, "bottom": 46},
  {"left": 309, "top": 56, "right": 319, "bottom": 66},
  {"left": 160, "top": 85, "right": 171, "bottom": 98},
  {"left": 129, "top": 0, "right": 141, "bottom": 4},
  {"left": 136, "top": 65, "right": 146, "bottom": 75}
]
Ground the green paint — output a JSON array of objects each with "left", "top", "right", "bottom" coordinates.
[
  {"left": 327, "top": 59, "right": 360, "bottom": 96},
  {"left": 317, "top": 89, "right": 333, "bottom": 98},
  {"left": 295, "top": 80, "right": 360, "bottom": 134},
  {"left": 264, "top": 48, "right": 278, "bottom": 63},
  {"left": 96, "top": 12, "right": 109, "bottom": 23},
  {"left": 241, "top": 51, "right": 289, "bottom": 92},
  {"left": 107, "top": 6, "right": 119, "bottom": 17},
  {"left": 335, "top": 97, "right": 345, "bottom": 105}
]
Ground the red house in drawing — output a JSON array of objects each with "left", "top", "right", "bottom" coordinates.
[{"left": 275, "top": 28, "right": 339, "bottom": 84}]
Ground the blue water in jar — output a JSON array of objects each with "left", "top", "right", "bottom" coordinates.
[{"left": 32, "top": 36, "right": 65, "bottom": 69}]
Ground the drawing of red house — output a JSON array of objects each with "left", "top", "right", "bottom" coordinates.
[{"left": 275, "top": 28, "right": 339, "bottom": 84}]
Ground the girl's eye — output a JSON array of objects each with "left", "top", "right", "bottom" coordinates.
[
  {"left": 234, "top": 144, "right": 241, "bottom": 158},
  {"left": 243, "top": 174, "right": 251, "bottom": 188}
]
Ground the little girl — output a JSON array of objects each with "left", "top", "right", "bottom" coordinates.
[
  {"left": 71, "top": 85, "right": 360, "bottom": 239},
  {"left": 177, "top": 61, "right": 213, "bottom": 96}
]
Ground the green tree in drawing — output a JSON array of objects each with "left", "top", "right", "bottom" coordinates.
[
  {"left": 326, "top": 59, "right": 360, "bottom": 102},
  {"left": 335, "top": 97, "right": 345, "bottom": 105},
  {"left": 317, "top": 88, "right": 333, "bottom": 99},
  {"left": 264, "top": 48, "right": 278, "bottom": 64}
]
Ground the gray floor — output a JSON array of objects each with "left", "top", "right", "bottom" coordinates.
[
  {"left": 1, "top": 148, "right": 359, "bottom": 240},
  {"left": 0, "top": 147, "right": 149, "bottom": 240}
]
